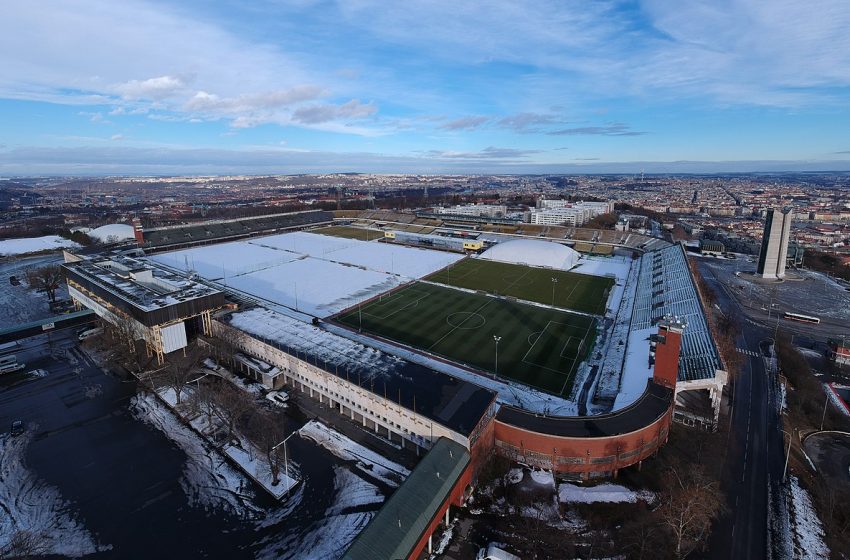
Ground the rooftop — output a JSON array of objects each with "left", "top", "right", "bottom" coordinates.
[
  {"left": 224, "top": 307, "right": 496, "bottom": 437},
  {"left": 342, "top": 438, "right": 470, "bottom": 560}
]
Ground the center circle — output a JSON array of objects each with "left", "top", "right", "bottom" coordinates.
[{"left": 447, "top": 312, "right": 486, "bottom": 329}]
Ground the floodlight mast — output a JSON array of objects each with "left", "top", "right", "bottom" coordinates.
[{"left": 493, "top": 335, "right": 502, "bottom": 379}]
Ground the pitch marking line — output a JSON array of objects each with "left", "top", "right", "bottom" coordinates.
[
  {"left": 354, "top": 288, "right": 431, "bottom": 321},
  {"left": 427, "top": 296, "right": 495, "bottom": 352},
  {"left": 520, "top": 320, "right": 585, "bottom": 368}
]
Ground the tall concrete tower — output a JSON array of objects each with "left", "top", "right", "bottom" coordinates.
[{"left": 757, "top": 207, "right": 793, "bottom": 279}]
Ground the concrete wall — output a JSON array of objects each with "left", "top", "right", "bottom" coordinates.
[{"left": 212, "top": 320, "right": 477, "bottom": 451}]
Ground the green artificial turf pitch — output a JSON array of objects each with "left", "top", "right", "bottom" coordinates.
[
  {"left": 424, "top": 258, "right": 614, "bottom": 315},
  {"left": 335, "top": 282, "right": 597, "bottom": 395}
]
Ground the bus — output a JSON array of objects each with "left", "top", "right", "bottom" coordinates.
[
  {"left": 783, "top": 312, "right": 821, "bottom": 324},
  {"left": 0, "top": 341, "right": 21, "bottom": 355}
]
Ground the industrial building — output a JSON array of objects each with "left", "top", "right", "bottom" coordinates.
[
  {"left": 757, "top": 207, "right": 793, "bottom": 279},
  {"left": 62, "top": 250, "right": 225, "bottom": 363}
]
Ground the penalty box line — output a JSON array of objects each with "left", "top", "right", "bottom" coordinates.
[
  {"left": 521, "top": 320, "right": 587, "bottom": 373},
  {"left": 359, "top": 288, "right": 432, "bottom": 321}
]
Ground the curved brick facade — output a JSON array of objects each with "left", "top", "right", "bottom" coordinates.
[{"left": 493, "top": 320, "right": 683, "bottom": 478}]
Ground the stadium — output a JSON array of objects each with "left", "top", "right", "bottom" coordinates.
[{"left": 64, "top": 209, "right": 727, "bottom": 559}]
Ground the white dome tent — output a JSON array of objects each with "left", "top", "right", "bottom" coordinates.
[
  {"left": 88, "top": 224, "right": 135, "bottom": 243},
  {"left": 480, "top": 239, "right": 580, "bottom": 270}
]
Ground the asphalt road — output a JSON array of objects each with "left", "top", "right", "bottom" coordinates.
[{"left": 699, "top": 261, "right": 786, "bottom": 560}]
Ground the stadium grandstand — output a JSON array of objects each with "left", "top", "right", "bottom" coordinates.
[
  {"left": 630, "top": 243, "right": 726, "bottom": 428},
  {"left": 133, "top": 209, "right": 333, "bottom": 251}
]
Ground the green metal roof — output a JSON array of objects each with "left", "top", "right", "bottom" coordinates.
[{"left": 343, "top": 438, "right": 470, "bottom": 560}]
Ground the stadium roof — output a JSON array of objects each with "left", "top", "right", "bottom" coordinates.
[
  {"left": 480, "top": 238, "right": 580, "bottom": 270},
  {"left": 631, "top": 243, "right": 724, "bottom": 382},
  {"left": 342, "top": 438, "right": 469, "bottom": 560},
  {"left": 496, "top": 380, "right": 672, "bottom": 437},
  {"left": 223, "top": 307, "right": 496, "bottom": 437}
]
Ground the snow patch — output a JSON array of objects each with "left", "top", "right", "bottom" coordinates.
[
  {"left": 298, "top": 420, "right": 409, "bottom": 487},
  {"left": 0, "top": 235, "right": 80, "bottom": 256},
  {"left": 558, "top": 482, "right": 654, "bottom": 504},
  {"left": 0, "top": 432, "right": 106, "bottom": 557},
  {"left": 787, "top": 476, "right": 829, "bottom": 560}
]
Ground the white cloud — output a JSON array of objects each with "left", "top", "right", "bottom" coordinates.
[
  {"left": 110, "top": 134, "right": 125, "bottom": 141},
  {"left": 115, "top": 75, "right": 189, "bottom": 100},
  {"left": 291, "top": 100, "right": 377, "bottom": 124}
]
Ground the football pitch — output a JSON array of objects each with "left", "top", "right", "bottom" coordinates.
[
  {"left": 335, "top": 282, "right": 597, "bottom": 395},
  {"left": 311, "top": 226, "right": 384, "bottom": 241},
  {"left": 425, "top": 258, "right": 614, "bottom": 315}
]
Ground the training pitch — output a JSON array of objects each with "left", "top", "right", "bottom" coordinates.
[
  {"left": 425, "top": 257, "right": 614, "bottom": 315},
  {"left": 335, "top": 282, "right": 597, "bottom": 395},
  {"left": 310, "top": 226, "right": 384, "bottom": 241}
]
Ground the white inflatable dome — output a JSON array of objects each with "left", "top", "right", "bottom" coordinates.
[
  {"left": 480, "top": 239, "right": 580, "bottom": 270},
  {"left": 88, "top": 223, "right": 135, "bottom": 243}
]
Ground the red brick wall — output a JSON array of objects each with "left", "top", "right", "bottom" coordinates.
[
  {"left": 653, "top": 324, "right": 682, "bottom": 389},
  {"left": 493, "top": 408, "right": 671, "bottom": 477},
  {"left": 408, "top": 463, "right": 474, "bottom": 560}
]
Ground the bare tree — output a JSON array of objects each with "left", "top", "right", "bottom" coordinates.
[
  {"left": 158, "top": 344, "right": 208, "bottom": 405},
  {"left": 658, "top": 465, "right": 725, "bottom": 558},
  {"left": 212, "top": 382, "right": 255, "bottom": 441},
  {"left": 189, "top": 382, "right": 223, "bottom": 432},
  {"left": 249, "top": 412, "right": 288, "bottom": 486},
  {"left": 26, "top": 264, "right": 63, "bottom": 303},
  {"left": 1, "top": 529, "right": 50, "bottom": 558},
  {"left": 210, "top": 323, "right": 247, "bottom": 367}
]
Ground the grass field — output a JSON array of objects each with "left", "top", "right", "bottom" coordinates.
[
  {"left": 311, "top": 226, "right": 384, "bottom": 241},
  {"left": 335, "top": 282, "right": 597, "bottom": 395},
  {"left": 424, "top": 258, "right": 614, "bottom": 315}
]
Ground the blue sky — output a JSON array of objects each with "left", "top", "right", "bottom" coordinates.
[{"left": 2, "top": 0, "right": 850, "bottom": 175}]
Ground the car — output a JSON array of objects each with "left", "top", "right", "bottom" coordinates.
[
  {"left": 78, "top": 327, "right": 103, "bottom": 341},
  {"left": 476, "top": 544, "right": 521, "bottom": 560},
  {"left": 10, "top": 421, "right": 24, "bottom": 436},
  {"left": 27, "top": 368, "right": 48, "bottom": 378},
  {"left": 265, "top": 390, "right": 290, "bottom": 407}
]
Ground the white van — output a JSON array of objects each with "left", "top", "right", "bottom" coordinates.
[
  {"left": 476, "top": 545, "right": 521, "bottom": 560},
  {"left": 78, "top": 327, "right": 103, "bottom": 341},
  {"left": 0, "top": 356, "right": 25, "bottom": 374}
]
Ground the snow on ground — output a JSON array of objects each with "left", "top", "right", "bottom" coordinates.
[
  {"left": 612, "top": 327, "right": 656, "bottom": 411},
  {"left": 796, "top": 347, "right": 823, "bottom": 359},
  {"left": 151, "top": 241, "right": 300, "bottom": 280},
  {"left": 787, "top": 476, "right": 829, "bottom": 560},
  {"left": 148, "top": 231, "right": 461, "bottom": 318},
  {"left": 0, "top": 235, "right": 79, "bottom": 256},
  {"left": 254, "top": 466, "right": 381, "bottom": 560},
  {"left": 298, "top": 420, "right": 409, "bottom": 487},
  {"left": 130, "top": 393, "right": 264, "bottom": 518},
  {"left": 558, "top": 482, "right": 654, "bottom": 504},
  {"left": 506, "top": 468, "right": 524, "bottom": 484},
  {"left": 0, "top": 255, "right": 68, "bottom": 330},
  {"left": 325, "top": 466, "right": 384, "bottom": 515},
  {"left": 225, "top": 257, "right": 402, "bottom": 317},
  {"left": 0, "top": 432, "right": 106, "bottom": 557},
  {"left": 587, "top": 254, "right": 641, "bottom": 409},
  {"left": 529, "top": 469, "right": 555, "bottom": 488}
]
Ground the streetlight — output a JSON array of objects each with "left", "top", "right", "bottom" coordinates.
[
  {"left": 781, "top": 429, "right": 793, "bottom": 482},
  {"left": 551, "top": 277, "right": 558, "bottom": 307},
  {"left": 493, "top": 335, "right": 501, "bottom": 379},
  {"left": 271, "top": 431, "right": 298, "bottom": 493},
  {"left": 820, "top": 392, "right": 831, "bottom": 431}
]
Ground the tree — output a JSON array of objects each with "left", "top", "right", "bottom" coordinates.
[
  {"left": 159, "top": 345, "right": 208, "bottom": 405},
  {"left": 26, "top": 264, "right": 63, "bottom": 303},
  {"left": 658, "top": 466, "right": 725, "bottom": 558},
  {"left": 249, "top": 412, "right": 288, "bottom": 486},
  {"left": 209, "top": 323, "right": 248, "bottom": 368},
  {"left": 212, "top": 383, "right": 255, "bottom": 441},
  {"left": 1, "top": 529, "right": 49, "bottom": 558}
]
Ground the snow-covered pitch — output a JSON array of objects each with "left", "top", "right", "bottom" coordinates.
[
  {"left": 0, "top": 235, "right": 80, "bottom": 256},
  {"left": 148, "top": 231, "right": 462, "bottom": 317}
]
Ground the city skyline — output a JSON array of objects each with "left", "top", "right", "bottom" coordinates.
[{"left": 3, "top": 1, "right": 850, "bottom": 174}]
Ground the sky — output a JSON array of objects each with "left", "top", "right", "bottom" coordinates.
[{"left": 2, "top": 0, "right": 850, "bottom": 175}]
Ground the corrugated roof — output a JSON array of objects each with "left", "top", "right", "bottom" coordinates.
[{"left": 343, "top": 438, "right": 470, "bottom": 560}]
